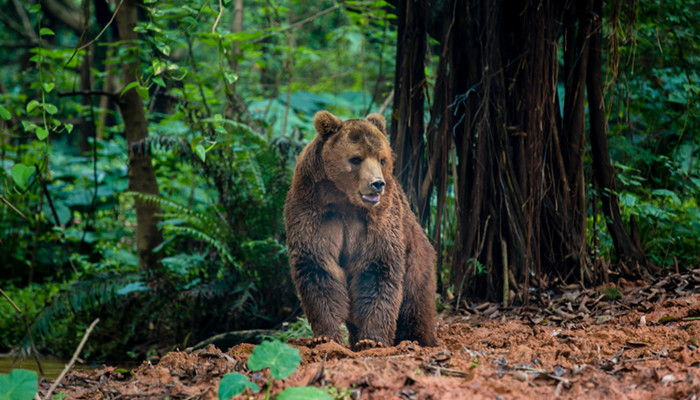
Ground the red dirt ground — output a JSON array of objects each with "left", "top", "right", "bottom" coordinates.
[{"left": 39, "top": 270, "right": 700, "bottom": 399}]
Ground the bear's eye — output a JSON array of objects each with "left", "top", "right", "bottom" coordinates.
[
  {"left": 380, "top": 158, "right": 387, "bottom": 167},
  {"left": 349, "top": 157, "right": 362, "bottom": 166}
]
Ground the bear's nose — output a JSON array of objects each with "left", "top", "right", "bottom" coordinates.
[{"left": 371, "top": 179, "right": 385, "bottom": 193}]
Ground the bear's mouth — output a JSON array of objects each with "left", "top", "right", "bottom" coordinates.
[{"left": 361, "top": 193, "right": 380, "bottom": 203}]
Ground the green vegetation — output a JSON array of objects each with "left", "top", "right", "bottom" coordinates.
[
  {"left": 600, "top": 0, "right": 700, "bottom": 267},
  {"left": 0, "top": 0, "right": 697, "bottom": 369},
  {"left": 0, "top": 369, "right": 38, "bottom": 400},
  {"left": 218, "top": 340, "right": 331, "bottom": 400},
  {"left": 1, "top": 0, "right": 393, "bottom": 362}
]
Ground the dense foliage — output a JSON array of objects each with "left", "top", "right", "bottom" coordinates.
[
  {"left": 0, "top": 0, "right": 697, "bottom": 365},
  {"left": 603, "top": 0, "right": 699, "bottom": 267},
  {"left": 0, "top": 0, "right": 395, "bottom": 361}
]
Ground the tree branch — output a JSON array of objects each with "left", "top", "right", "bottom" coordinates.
[
  {"left": 39, "top": 0, "right": 85, "bottom": 32},
  {"left": 251, "top": 4, "right": 341, "bottom": 43},
  {"left": 0, "top": 194, "right": 28, "bottom": 220},
  {"left": 65, "top": 0, "right": 125, "bottom": 66},
  {"left": 43, "top": 318, "right": 100, "bottom": 400}
]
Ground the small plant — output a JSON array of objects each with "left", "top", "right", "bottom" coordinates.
[
  {"left": 267, "top": 316, "right": 314, "bottom": 342},
  {"left": 0, "top": 369, "right": 38, "bottom": 400},
  {"left": 218, "top": 340, "right": 331, "bottom": 400},
  {"left": 325, "top": 384, "right": 355, "bottom": 400},
  {"left": 601, "top": 285, "right": 622, "bottom": 300}
]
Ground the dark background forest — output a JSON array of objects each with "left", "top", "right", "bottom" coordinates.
[{"left": 0, "top": 0, "right": 698, "bottom": 364}]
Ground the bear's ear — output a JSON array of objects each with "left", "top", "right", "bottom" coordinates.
[
  {"left": 365, "top": 113, "right": 387, "bottom": 136},
  {"left": 313, "top": 110, "right": 342, "bottom": 139}
]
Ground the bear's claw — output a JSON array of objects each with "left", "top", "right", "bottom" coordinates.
[
  {"left": 310, "top": 336, "right": 334, "bottom": 347},
  {"left": 354, "top": 339, "right": 385, "bottom": 351}
]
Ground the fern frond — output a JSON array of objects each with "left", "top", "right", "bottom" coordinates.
[
  {"left": 31, "top": 272, "right": 143, "bottom": 341},
  {"left": 164, "top": 225, "right": 236, "bottom": 266},
  {"left": 128, "top": 135, "right": 190, "bottom": 157}
]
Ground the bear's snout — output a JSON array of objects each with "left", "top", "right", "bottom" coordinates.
[{"left": 370, "top": 179, "right": 385, "bottom": 193}]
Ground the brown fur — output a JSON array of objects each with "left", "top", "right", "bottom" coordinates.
[{"left": 284, "top": 110, "right": 437, "bottom": 350}]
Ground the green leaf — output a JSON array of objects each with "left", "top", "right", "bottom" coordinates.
[
  {"left": 218, "top": 372, "right": 259, "bottom": 400},
  {"left": 44, "top": 103, "right": 58, "bottom": 115},
  {"left": 153, "top": 76, "right": 166, "bottom": 87},
  {"left": 64, "top": 123, "right": 74, "bottom": 134},
  {"left": 247, "top": 340, "right": 300, "bottom": 380},
  {"left": 276, "top": 387, "right": 333, "bottom": 400},
  {"left": 42, "top": 82, "right": 55, "bottom": 93},
  {"left": 11, "top": 163, "right": 34, "bottom": 190},
  {"left": 116, "top": 282, "right": 149, "bottom": 295},
  {"left": 151, "top": 59, "right": 167, "bottom": 76},
  {"left": 20, "top": 121, "right": 37, "bottom": 132},
  {"left": 224, "top": 72, "right": 238, "bottom": 85},
  {"left": 155, "top": 41, "right": 171, "bottom": 56},
  {"left": 39, "top": 27, "right": 55, "bottom": 36},
  {"left": 190, "top": 137, "right": 206, "bottom": 161},
  {"left": 652, "top": 189, "right": 680, "bottom": 204},
  {"left": 0, "top": 369, "right": 38, "bottom": 400},
  {"left": 120, "top": 81, "right": 141, "bottom": 97},
  {"left": 35, "top": 126, "right": 49, "bottom": 140},
  {"left": 136, "top": 86, "right": 149, "bottom": 101},
  {"left": 26, "top": 100, "right": 40, "bottom": 113},
  {"left": 194, "top": 143, "right": 206, "bottom": 162},
  {"left": 0, "top": 106, "right": 11, "bottom": 120}
]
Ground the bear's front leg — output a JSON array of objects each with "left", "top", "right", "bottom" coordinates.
[
  {"left": 349, "top": 260, "right": 404, "bottom": 351},
  {"left": 290, "top": 254, "right": 349, "bottom": 344}
]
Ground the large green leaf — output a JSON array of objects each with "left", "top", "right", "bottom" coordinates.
[
  {"left": 246, "top": 340, "right": 300, "bottom": 380},
  {"left": 0, "top": 106, "right": 11, "bottom": 120},
  {"left": 10, "top": 163, "right": 34, "bottom": 190},
  {"left": 218, "top": 372, "right": 258, "bottom": 400},
  {"left": 0, "top": 369, "right": 38, "bottom": 400}
]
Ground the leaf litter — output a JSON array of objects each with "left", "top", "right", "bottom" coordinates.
[{"left": 39, "top": 267, "right": 700, "bottom": 399}]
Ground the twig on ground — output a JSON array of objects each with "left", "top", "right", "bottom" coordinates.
[
  {"left": 44, "top": 318, "right": 100, "bottom": 400},
  {"left": 420, "top": 363, "right": 470, "bottom": 378},
  {"left": 306, "top": 353, "right": 327, "bottom": 385}
]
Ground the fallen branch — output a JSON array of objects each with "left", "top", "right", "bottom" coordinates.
[
  {"left": 44, "top": 318, "right": 100, "bottom": 400},
  {"left": 420, "top": 363, "right": 471, "bottom": 378}
]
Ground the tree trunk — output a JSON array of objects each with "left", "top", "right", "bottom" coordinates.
[
  {"left": 540, "top": 0, "right": 593, "bottom": 283},
  {"left": 436, "top": 0, "right": 570, "bottom": 302},
  {"left": 115, "top": 0, "right": 163, "bottom": 270},
  {"left": 391, "top": 0, "right": 651, "bottom": 304},
  {"left": 390, "top": 0, "right": 428, "bottom": 221},
  {"left": 586, "top": 0, "right": 651, "bottom": 275}
]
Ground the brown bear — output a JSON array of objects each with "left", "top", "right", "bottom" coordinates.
[{"left": 284, "top": 110, "right": 437, "bottom": 351}]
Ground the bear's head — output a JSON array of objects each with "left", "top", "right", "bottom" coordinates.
[{"left": 313, "top": 110, "right": 393, "bottom": 209}]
